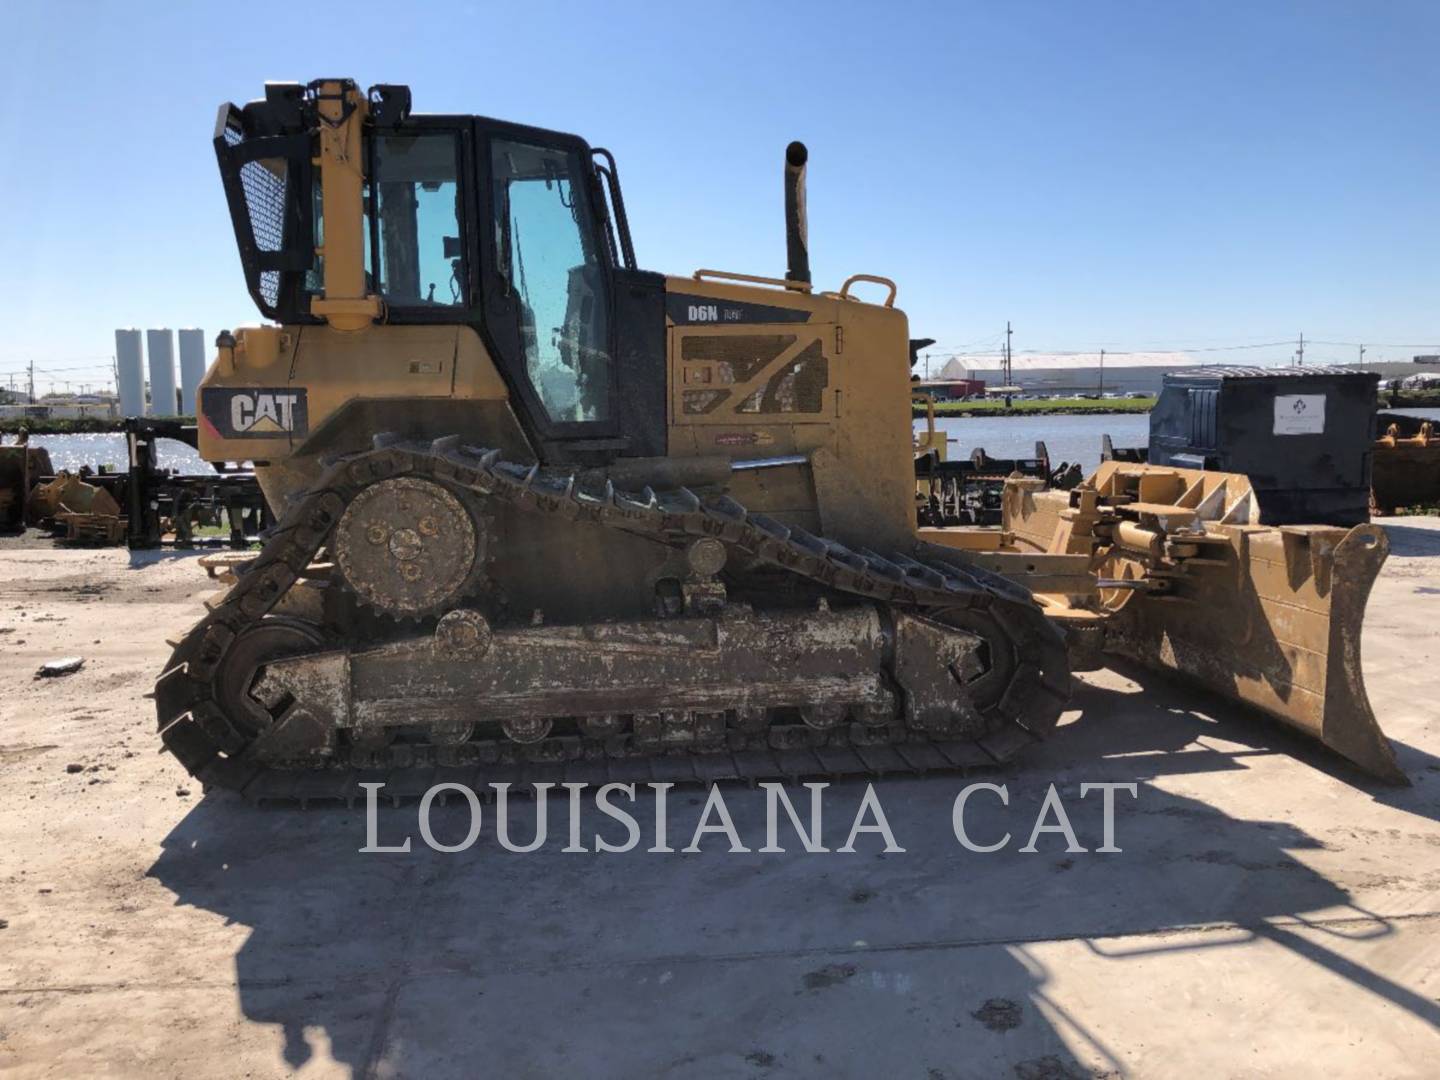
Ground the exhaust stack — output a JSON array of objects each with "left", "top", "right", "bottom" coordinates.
[{"left": 784, "top": 141, "right": 810, "bottom": 288}]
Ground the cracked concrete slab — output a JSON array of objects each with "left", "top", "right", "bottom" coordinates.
[{"left": 0, "top": 520, "right": 1437, "bottom": 1077}]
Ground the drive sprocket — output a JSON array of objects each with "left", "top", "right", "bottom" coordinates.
[{"left": 332, "top": 476, "right": 485, "bottom": 618}]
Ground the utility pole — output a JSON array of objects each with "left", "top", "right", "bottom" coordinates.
[
  {"left": 27, "top": 359, "right": 34, "bottom": 404},
  {"left": 1099, "top": 348, "right": 1105, "bottom": 396},
  {"left": 1358, "top": 344, "right": 1366, "bottom": 365},
  {"left": 1296, "top": 332, "right": 1305, "bottom": 366},
  {"left": 1004, "top": 321, "right": 1013, "bottom": 409}
]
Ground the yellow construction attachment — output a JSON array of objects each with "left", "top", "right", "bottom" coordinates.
[
  {"left": 25, "top": 472, "right": 125, "bottom": 544},
  {"left": 1003, "top": 461, "right": 1404, "bottom": 784},
  {"left": 1372, "top": 419, "right": 1440, "bottom": 515},
  {"left": 27, "top": 471, "right": 122, "bottom": 524},
  {"left": 0, "top": 443, "right": 52, "bottom": 529},
  {"left": 912, "top": 392, "right": 948, "bottom": 460}
]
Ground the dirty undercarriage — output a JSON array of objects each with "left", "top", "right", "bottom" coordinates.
[{"left": 155, "top": 437, "right": 1072, "bottom": 805}]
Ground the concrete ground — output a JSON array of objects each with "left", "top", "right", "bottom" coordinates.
[{"left": 1, "top": 521, "right": 1438, "bottom": 1078}]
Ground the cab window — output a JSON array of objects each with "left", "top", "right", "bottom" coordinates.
[
  {"left": 374, "top": 133, "right": 465, "bottom": 306},
  {"left": 492, "top": 138, "right": 611, "bottom": 423}
]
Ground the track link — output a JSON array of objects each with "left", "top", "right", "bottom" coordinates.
[{"left": 155, "top": 438, "right": 1071, "bottom": 804}]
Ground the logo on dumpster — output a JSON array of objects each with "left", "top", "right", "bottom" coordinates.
[{"left": 1273, "top": 393, "right": 1325, "bottom": 435}]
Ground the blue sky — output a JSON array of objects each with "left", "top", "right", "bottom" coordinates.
[{"left": 3, "top": 1, "right": 1439, "bottom": 392}]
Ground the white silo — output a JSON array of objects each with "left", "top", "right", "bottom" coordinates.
[
  {"left": 146, "top": 328, "right": 178, "bottom": 416},
  {"left": 178, "top": 328, "right": 206, "bottom": 416},
  {"left": 115, "top": 328, "right": 146, "bottom": 417}
]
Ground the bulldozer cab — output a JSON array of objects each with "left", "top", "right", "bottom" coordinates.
[
  {"left": 215, "top": 79, "right": 654, "bottom": 462},
  {"left": 208, "top": 77, "right": 917, "bottom": 552}
]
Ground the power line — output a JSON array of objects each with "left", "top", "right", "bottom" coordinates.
[
  {"left": 1003, "top": 321, "right": 1014, "bottom": 408},
  {"left": 1307, "top": 339, "right": 1440, "bottom": 349},
  {"left": 925, "top": 335, "right": 1440, "bottom": 361},
  {"left": 932, "top": 341, "right": 1296, "bottom": 360},
  {"left": 0, "top": 360, "right": 113, "bottom": 368},
  {"left": 0, "top": 363, "right": 118, "bottom": 376},
  {"left": 1029, "top": 341, "right": 1299, "bottom": 355}
]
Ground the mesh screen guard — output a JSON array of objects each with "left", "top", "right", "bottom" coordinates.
[{"left": 214, "top": 105, "right": 314, "bottom": 319}]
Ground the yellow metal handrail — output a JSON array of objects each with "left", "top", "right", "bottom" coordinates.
[
  {"left": 838, "top": 274, "right": 897, "bottom": 307},
  {"left": 692, "top": 268, "right": 813, "bottom": 293}
]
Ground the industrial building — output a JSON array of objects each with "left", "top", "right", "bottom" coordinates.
[
  {"left": 911, "top": 376, "right": 987, "bottom": 401},
  {"left": 1361, "top": 360, "right": 1440, "bottom": 385},
  {"left": 936, "top": 352, "right": 1440, "bottom": 397},
  {"left": 937, "top": 352, "right": 1200, "bottom": 396},
  {"left": 0, "top": 398, "right": 118, "bottom": 422}
]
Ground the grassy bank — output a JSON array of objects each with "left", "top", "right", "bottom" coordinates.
[
  {"left": 0, "top": 417, "right": 194, "bottom": 436},
  {"left": 914, "top": 388, "right": 1440, "bottom": 420},
  {"left": 6, "top": 388, "right": 1433, "bottom": 435},
  {"left": 1384, "top": 389, "right": 1440, "bottom": 410},
  {"left": 913, "top": 396, "right": 1154, "bottom": 418}
]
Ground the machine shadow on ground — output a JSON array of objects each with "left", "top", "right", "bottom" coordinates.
[
  {"left": 127, "top": 549, "right": 211, "bottom": 567},
  {"left": 1062, "top": 661, "right": 1440, "bottom": 826},
  {"left": 147, "top": 668, "right": 1440, "bottom": 1077},
  {"left": 1379, "top": 522, "right": 1440, "bottom": 558}
]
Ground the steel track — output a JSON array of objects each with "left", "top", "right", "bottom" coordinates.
[{"left": 155, "top": 437, "right": 1071, "bottom": 805}]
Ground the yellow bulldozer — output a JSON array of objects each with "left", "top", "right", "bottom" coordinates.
[{"left": 156, "top": 79, "right": 1401, "bottom": 801}]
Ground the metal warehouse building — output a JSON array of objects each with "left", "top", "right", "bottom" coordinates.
[
  {"left": 937, "top": 352, "right": 1201, "bottom": 396},
  {"left": 936, "top": 353, "right": 1440, "bottom": 397}
]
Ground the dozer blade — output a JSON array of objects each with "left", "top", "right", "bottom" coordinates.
[
  {"left": 1104, "top": 521, "right": 1405, "bottom": 784},
  {"left": 989, "top": 461, "right": 1404, "bottom": 783}
]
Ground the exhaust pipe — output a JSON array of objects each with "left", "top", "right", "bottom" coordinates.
[{"left": 784, "top": 141, "right": 810, "bottom": 287}]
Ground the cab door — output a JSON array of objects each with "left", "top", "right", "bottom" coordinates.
[{"left": 480, "top": 130, "right": 619, "bottom": 460}]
